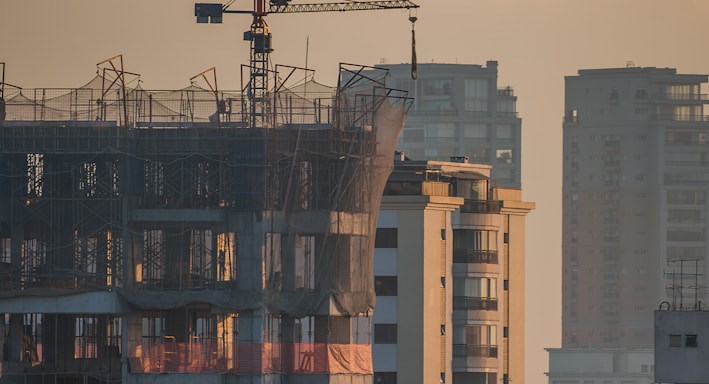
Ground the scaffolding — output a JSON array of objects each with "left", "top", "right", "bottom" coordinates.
[{"left": 0, "top": 62, "right": 411, "bottom": 384}]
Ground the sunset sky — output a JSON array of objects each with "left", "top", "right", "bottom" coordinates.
[{"left": 3, "top": 1, "right": 709, "bottom": 382}]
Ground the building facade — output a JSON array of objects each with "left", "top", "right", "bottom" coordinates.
[
  {"left": 0, "top": 64, "right": 409, "bottom": 384},
  {"left": 654, "top": 309, "right": 709, "bottom": 384},
  {"left": 548, "top": 66, "right": 709, "bottom": 384},
  {"left": 379, "top": 62, "right": 522, "bottom": 188},
  {"left": 373, "top": 158, "right": 533, "bottom": 384}
]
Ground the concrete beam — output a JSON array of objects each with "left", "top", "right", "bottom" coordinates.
[{"left": 0, "top": 290, "right": 129, "bottom": 314}]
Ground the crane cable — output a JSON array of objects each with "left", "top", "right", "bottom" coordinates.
[{"left": 409, "top": 10, "right": 417, "bottom": 80}]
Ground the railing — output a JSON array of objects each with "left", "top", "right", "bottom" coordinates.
[
  {"left": 414, "top": 109, "right": 458, "bottom": 116},
  {"left": 460, "top": 200, "right": 501, "bottom": 214},
  {"left": 652, "top": 114, "right": 709, "bottom": 122},
  {"left": 453, "top": 249, "right": 498, "bottom": 264},
  {"left": 653, "top": 93, "right": 709, "bottom": 101},
  {"left": 497, "top": 87, "right": 514, "bottom": 97},
  {"left": 564, "top": 115, "right": 579, "bottom": 123},
  {"left": 1, "top": 86, "right": 336, "bottom": 127},
  {"left": 453, "top": 296, "right": 498, "bottom": 311},
  {"left": 452, "top": 344, "right": 498, "bottom": 358}
]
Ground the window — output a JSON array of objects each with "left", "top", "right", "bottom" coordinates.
[
  {"left": 454, "top": 230, "right": 497, "bottom": 251},
  {"left": 496, "top": 124, "right": 514, "bottom": 139},
  {"left": 375, "top": 228, "right": 397, "bottom": 248},
  {"left": 468, "top": 147, "right": 488, "bottom": 162},
  {"left": 453, "top": 230, "right": 498, "bottom": 264},
  {"left": 374, "top": 372, "right": 397, "bottom": 384},
  {"left": 455, "top": 179, "right": 489, "bottom": 201},
  {"left": 497, "top": 100, "right": 516, "bottom": 116},
  {"left": 667, "top": 229, "right": 705, "bottom": 242},
  {"left": 453, "top": 324, "right": 497, "bottom": 357},
  {"left": 425, "top": 123, "right": 456, "bottom": 139},
  {"left": 496, "top": 149, "right": 513, "bottom": 164},
  {"left": 670, "top": 334, "right": 682, "bottom": 347},
  {"left": 686, "top": 334, "right": 698, "bottom": 347},
  {"left": 463, "top": 123, "right": 488, "bottom": 139},
  {"left": 375, "top": 276, "right": 397, "bottom": 296},
  {"left": 464, "top": 79, "right": 489, "bottom": 112},
  {"left": 453, "top": 277, "right": 497, "bottom": 310},
  {"left": 423, "top": 79, "right": 452, "bottom": 96},
  {"left": 374, "top": 324, "right": 397, "bottom": 344}
]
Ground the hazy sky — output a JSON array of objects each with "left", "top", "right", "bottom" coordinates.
[{"left": 3, "top": 1, "right": 709, "bottom": 383}]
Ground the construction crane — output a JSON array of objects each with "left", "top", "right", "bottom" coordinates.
[{"left": 195, "top": 0, "right": 419, "bottom": 128}]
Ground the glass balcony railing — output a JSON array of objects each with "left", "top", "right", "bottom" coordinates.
[
  {"left": 453, "top": 296, "right": 498, "bottom": 311},
  {"left": 452, "top": 344, "right": 498, "bottom": 358},
  {"left": 460, "top": 200, "right": 501, "bottom": 214},
  {"left": 453, "top": 249, "right": 498, "bottom": 264}
]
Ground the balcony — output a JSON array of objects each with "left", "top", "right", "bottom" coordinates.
[
  {"left": 453, "top": 249, "right": 498, "bottom": 264},
  {"left": 460, "top": 200, "right": 501, "bottom": 214},
  {"left": 497, "top": 87, "right": 514, "bottom": 97},
  {"left": 453, "top": 296, "right": 498, "bottom": 311},
  {"left": 496, "top": 111, "right": 519, "bottom": 118},
  {"left": 452, "top": 344, "right": 498, "bottom": 358}
]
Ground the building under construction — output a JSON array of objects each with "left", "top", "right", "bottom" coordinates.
[{"left": 0, "top": 60, "right": 411, "bottom": 384}]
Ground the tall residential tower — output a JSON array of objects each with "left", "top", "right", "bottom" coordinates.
[{"left": 548, "top": 66, "right": 709, "bottom": 384}]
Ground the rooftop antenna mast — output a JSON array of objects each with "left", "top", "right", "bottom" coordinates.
[{"left": 195, "top": 0, "right": 419, "bottom": 129}]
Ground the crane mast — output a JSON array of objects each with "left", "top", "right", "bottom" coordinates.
[{"left": 195, "top": 0, "right": 418, "bottom": 128}]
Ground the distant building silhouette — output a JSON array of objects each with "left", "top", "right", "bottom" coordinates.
[{"left": 378, "top": 61, "right": 522, "bottom": 189}]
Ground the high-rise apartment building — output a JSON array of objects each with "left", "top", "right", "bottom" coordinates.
[
  {"left": 379, "top": 62, "right": 522, "bottom": 188},
  {"left": 548, "top": 66, "right": 709, "bottom": 384},
  {"left": 0, "top": 63, "right": 408, "bottom": 384},
  {"left": 373, "top": 157, "right": 534, "bottom": 384}
]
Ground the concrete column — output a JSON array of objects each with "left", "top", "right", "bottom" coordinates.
[
  {"left": 43, "top": 314, "right": 75, "bottom": 369},
  {"left": 238, "top": 310, "right": 265, "bottom": 382},
  {"left": 237, "top": 218, "right": 265, "bottom": 292},
  {"left": 122, "top": 310, "right": 143, "bottom": 381},
  {"left": 6, "top": 314, "right": 23, "bottom": 361},
  {"left": 164, "top": 227, "right": 190, "bottom": 289},
  {"left": 96, "top": 231, "right": 109, "bottom": 286},
  {"left": 10, "top": 224, "right": 22, "bottom": 290}
]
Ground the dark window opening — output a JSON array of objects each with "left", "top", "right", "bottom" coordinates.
[
  {"left": 374, "top": 323, "right": 397, "bottom": 344},
  {"left": 375, "top": 276, "right": 398, "bottom": 296},
  {"left": 375, "top": 228, "right": 398, "bottom": 248},
  {"left": 686, "top": 334, "right": 698, "bottom": 347}
]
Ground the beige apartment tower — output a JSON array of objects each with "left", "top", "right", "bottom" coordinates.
[{"left": 372, "top": 158, "right": 533, "bottom": 384}]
